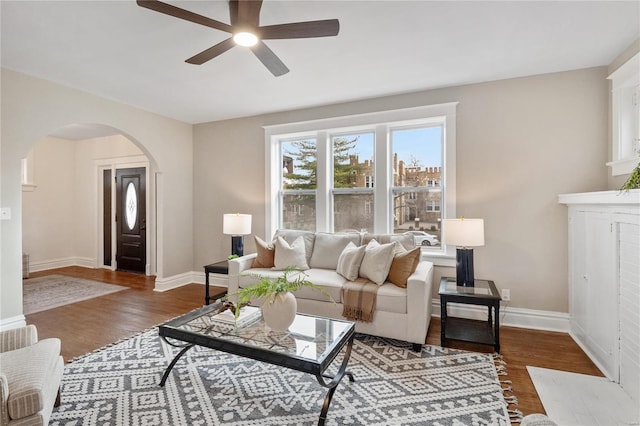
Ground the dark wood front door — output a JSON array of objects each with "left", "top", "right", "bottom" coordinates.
[{"left": 116, "top": 167, "right": 146, "bottom": 273}]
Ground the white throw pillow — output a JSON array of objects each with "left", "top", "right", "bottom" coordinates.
[
  {"left": 358, "top": 239, "right": 396, "bottom": 285},
  {"left": 310, "top": 232, "right": 361, "bottom": 270},
  {"left": 336, "top": 242, "right": 367, "bottom": 281},
  {"left": 273, "top": 236, "right": 309, "bottom": 271}
]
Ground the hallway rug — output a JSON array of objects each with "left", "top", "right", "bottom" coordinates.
[
  {"left": 23, "top": 274, "right": 127, "bottom": 314},
  {"left": 50, "top": 329, "right": 510, "bottom": 425}
]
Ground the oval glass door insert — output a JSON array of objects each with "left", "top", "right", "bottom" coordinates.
[{"left": 125, "top": 182, "right": 137, "bottom": 230}]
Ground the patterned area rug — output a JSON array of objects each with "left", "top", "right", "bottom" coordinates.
[
  {"left": 50, "top": 329, "right": 510, "bottom": 425},
  {"left": 23, "top": 274, "right": 127, "bottom": 315}
]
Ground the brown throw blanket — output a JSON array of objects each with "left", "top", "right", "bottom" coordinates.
[{"left": 341, "top": 278, "right": 379, "bottom": 322}]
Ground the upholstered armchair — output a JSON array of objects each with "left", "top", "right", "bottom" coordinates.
[{"left": 0, "top": 325, "right": 63, "bottom": 426}]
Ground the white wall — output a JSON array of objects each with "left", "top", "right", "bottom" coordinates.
[
  {"left": 22, "top": 135, "right": 145, "bottom": 271},
  {"left": 1, "top": 69, "right": 193, "bottom": 327},
  {"left": 193, "top": 67, "right": 609, "bottom": 314}
]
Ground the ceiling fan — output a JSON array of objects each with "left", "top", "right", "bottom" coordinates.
[{"left": 136, "top": 0, "right": 340, "bottom": 77}]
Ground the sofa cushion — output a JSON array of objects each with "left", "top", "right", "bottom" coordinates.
[
  {"left": 359, "top": 239, "right": 396, "bottom": 285},
  {"left": 238, "top": 268, "right": 301, "bottom": 289},
  {"left": 251, "top": 236, "right": 275, "bottom": 268},
  {"left": 273, "top": 229, "right": 316, "bottom": 264},
  {"left": 363, "top": 233, "right": 415, "bottom": 251},
  {"left": 273, "top": 236, "right": 309, "bottom": 271},
  {"left": 336, "top": 242, "right": 367, "bottom": 281},
  {"left": 388, "top": 246, "right": 421, "bottom": 288},
  {"left": 293, "top": 269, "right": 346, "bottom": 303},
  {"left": 0, "top": 338, "right": 61, "bottom": 420},
  {"left": 238, "top": 268, "right": 344, "bottom": 303},
  {"left": 310, "top": 232, "right": 361, "bottom": 269},
  {"left": 376, "top": 283, "right": 407, "bottom": 314}
]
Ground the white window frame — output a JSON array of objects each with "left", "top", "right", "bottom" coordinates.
[
  {"left": 607, "top": 52, "right": 640, "bottom": 176},
  {"left": 264, "top": 102, "right": 458, "bottom": 266}
]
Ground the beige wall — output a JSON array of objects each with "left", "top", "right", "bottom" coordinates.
[
  {"left": 1, "top": 69, "right": 193, "bottom": 325},
  {"left": 22, "top": 138, "right": 76, "bottom": 265},
  {"left": 193, "top": 67, "right": 609, "bottom": 313},
  {"left": 22, "top": 135, "right": 144, "bottom": 268}
]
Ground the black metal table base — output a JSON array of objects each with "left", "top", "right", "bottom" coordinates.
[{"left": 159, "top": 334, "right": 355, "bottom": 425}]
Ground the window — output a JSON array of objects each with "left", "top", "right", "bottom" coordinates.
[
  {"left": 280, "top": 138, "right": 317, "bottom": 230},
  {"left": 391, "top": 126, "right": 443, "bottom": 247},
  {"left": 266, "top": 103, "right": 457, "bottom": 262},
  {"left": 332, "top": 132, "right": 375, "bottom": 232}
]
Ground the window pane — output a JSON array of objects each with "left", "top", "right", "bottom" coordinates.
[
  {"left": 125, "top": 181, "right": 137, "bottom": 231},
  {"left": 281, "top": 193, "right": 316, "bottom": 231},
  {"left": 334, "top": 193, "right": 373, "bottom": 233},
  {"left": 332, "top": 133, "right": 374, "bottom": 188},
  {"left": 282, "top": 139, "right": 317, "bottom": 190},
  {"left": 392, "top": 127, "right": 442, "bottom": 247}
]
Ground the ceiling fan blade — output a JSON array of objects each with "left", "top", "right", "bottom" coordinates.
[
  {"left": 137, "top": 0, "right": 233, "bottom": 33},
  {"left": 186, "top": 38, "right": 235, "bottom": 65},
  {"left": 250, "top": 41, "right": 289, "bottom": 77},
  {"left": 259, "top": 19, "right": 339, "bottom": 39},
  {"left": 229, "top": 0, "right": 238, "bottom": 26},
  {"left": 236, "top": 0, "right": 263, "bottom": 27}
]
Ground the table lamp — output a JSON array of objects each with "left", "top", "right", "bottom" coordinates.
[
  {"left": 444, "top": 218, "right": 485, "bottom": 287},
  {"left": 223, "top": 213, "right": 252, "bottom": 257}
]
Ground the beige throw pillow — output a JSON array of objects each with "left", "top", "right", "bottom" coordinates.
[
  {"left": 336, "top": 242, "right": 367, "bottom": 281},
  {"left": 251, "top": 235, "right": 275, "bottom": 268},
  {"left": 388, "top": 246, "right": 421, "bottom": 288},
  {"left": 273, "top": 236, "right": 309, "bottom": 270},
  {"left": 358, "top": 239, "right": 396, "bottom": 285}
]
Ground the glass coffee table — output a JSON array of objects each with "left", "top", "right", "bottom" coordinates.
[{"left": 158, "top": 303, "right": 355, "bottom": 425}]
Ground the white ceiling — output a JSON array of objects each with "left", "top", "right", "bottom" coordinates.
[{"left": 2, "top": 1, "right": 639, "bottom": 125}]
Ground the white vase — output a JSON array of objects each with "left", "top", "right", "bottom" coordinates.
[{"left": 261, "top": 291, "right": 297, "bottom": 332}]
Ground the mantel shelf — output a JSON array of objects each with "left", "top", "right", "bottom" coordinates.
[{"left": 559, "top": 190, "right": 640, "bottom": 206}]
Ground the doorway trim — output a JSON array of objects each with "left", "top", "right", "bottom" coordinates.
[{"left": 96, "top": 155, "right": 154, "bottom": 275}]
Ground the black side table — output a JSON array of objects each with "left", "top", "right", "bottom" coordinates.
[
  {"left": 203, "top": 261, "right": 229, "bottom": 305},
  {"left": 439, "top": 277, "right": 502, "bottom": 353}
]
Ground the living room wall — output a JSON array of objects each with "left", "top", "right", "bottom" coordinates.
[
  {"left": 22, "top": 135, "right": 144, "bottom": 271},
  {"left": 193, "top": 66, "right": 609, "bottom": 316},
  {"left": 0, "top": 69, "right": 193, "bottom": 328}
]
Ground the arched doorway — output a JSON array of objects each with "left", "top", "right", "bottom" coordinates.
[{"left": 21, "top": 124, "right": 158, "bottom": 276}]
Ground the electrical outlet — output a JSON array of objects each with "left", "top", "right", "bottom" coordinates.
[{"left": 502, "top": 289, "right": 511, "bottom": 301}]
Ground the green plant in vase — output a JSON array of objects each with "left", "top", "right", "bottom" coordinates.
[{"left": 228, "top": 266, "right": 332, "bottom": 331}]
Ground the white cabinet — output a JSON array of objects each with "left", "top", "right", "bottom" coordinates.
[
  {"left": 568, "top": 210, "right": 617, "bottom": 378},
  {"left": 560, "top": 190, "right": 640, "bottom": 401}
]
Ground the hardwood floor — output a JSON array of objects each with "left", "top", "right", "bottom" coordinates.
[{"left": 25, "top": 267, "right": 602, "bottom": 419}]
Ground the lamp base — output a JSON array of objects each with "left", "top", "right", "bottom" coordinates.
[
  {"left": 231, "top": 236, "right": 244, "bottom": 257},
  {"left": 456, "top": 248, "right": 475, "bottom": 287}
]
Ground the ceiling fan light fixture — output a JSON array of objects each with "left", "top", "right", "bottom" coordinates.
[{"left": 233, "top": 31, "right": 258, "bottom": 47}]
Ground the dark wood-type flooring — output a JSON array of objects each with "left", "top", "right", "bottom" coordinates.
[{"left": 26, "top": 266, "right": 602, "bottom": 419}]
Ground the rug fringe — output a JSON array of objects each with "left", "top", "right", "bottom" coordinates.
[{"left": 493, "top": 353, "right": 524, "bottom": 425}]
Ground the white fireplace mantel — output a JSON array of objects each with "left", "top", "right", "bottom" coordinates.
[{"left": 559, "top": 189, "right": 640, "bottom": 206}]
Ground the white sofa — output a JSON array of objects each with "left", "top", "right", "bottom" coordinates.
[{"left": 228, "top": 230, "right": 434, "bottom": 350}]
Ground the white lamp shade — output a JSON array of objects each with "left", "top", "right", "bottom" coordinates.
[
  {"left": 223, "top": 213, "right": 252, "bottom": 235},
  {"left": 443, "top": 218, "right": 485, "bottom": 247}
]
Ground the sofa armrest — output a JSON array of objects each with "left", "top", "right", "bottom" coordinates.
[
  {"left": 228, "top": 254, "right": 257, "bottom": 296},
  {"left": 0, "top": 325, "right": 38, "bottom": 353},
  {"left": 0, "top": 372, "right": 8, "bottom": 426},
  {"left": 405, "top": 261, "right": 434, "bottom": 344}
]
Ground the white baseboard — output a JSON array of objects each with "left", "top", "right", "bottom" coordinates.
[
  {"left": 154, "top": 271, "right": 229, "bottom": 292},
  {"left": 431, "top": 299, "right": 570, "bottom": 332},
  {"left": 154, "top": 272, "right": 198, "bottom": 292},
  {"left": 0, "top": 315, "right": 27, "bottom": 331},
  {"left": 29, "top": 257, "right": 96, "bottom": 273}
]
